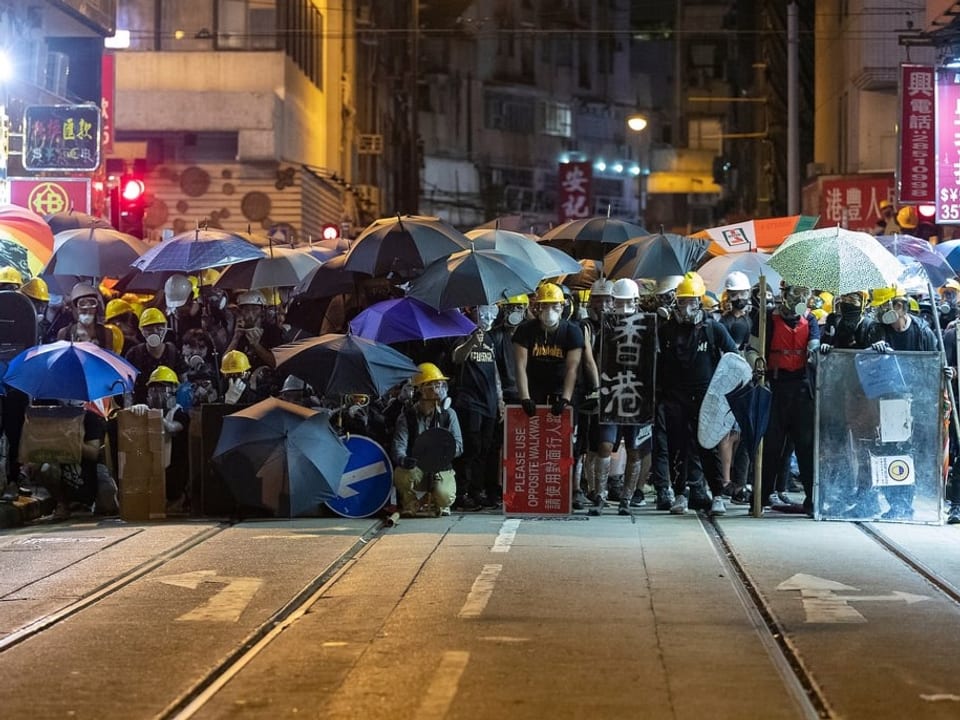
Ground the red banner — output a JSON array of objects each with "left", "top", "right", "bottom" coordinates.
[
  {"left": 9, "top": 178, "right": 91, "bottom": 216},
  {"left": 898, "top": 64, "right": 935, "bottom": 204},
  {"left": 502, "top": 405, "right": 574, "bottom": 515},
  {"left": 805, "top": 175, "right": 894, "bottom": 233},
  {"left": 101, "top": 53, "right": 115, "bottom": 155},
  {"left": 936, "top": 67, "right": 960, "bottom": 224},
  {"left": 557, "top": 161, "right": 592, "bottom": 224}
]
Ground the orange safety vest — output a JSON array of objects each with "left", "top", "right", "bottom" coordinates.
[{"left": 768, "top": 314, "right": 809, "bottom": 374}]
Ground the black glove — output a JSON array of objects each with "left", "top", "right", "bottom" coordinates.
[
  {"left": 400, "top": 456, "right": 417, "bottom": 470},
  {"left": 550, "top": 397, "right": 570, "bottom": 416},
  {"left": 521, "top": 398, "right": 537, "bottom": 417},
  {"left": 819, "top": 343, "right": 832, "bottom": 355}
]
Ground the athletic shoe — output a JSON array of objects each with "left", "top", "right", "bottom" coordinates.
[
  {"left": 669, "top": 494, "right": 688, "bottom": 515},
  {"left": 948, "top": 504, "right": 960, "bottom": 525},
  {"left": 618, "top": 498, "right": 630, "bottom": 516},
  {"left": 437, "top": 506, "right": 451, "bottom": 517},
  {"left": 630, "top": 490, "right": 646, "bottom": 507},
  {"left": 688, "top": 488, "right": 713, "bottom": 512},
  {"left": 730, "top": 487, "right": 751, "bottom": 505},
  {"left": 572, "top": 490, "right": 588, "bottom": 510},
  {"left": 710, "top": 497, "right": 727, "bottom": 516},
  {"left": 655, "top": 487, "right": 675, "bottom": 511},
  {"left": 768, "top": 493, "right": 789, "bottom": 508}
]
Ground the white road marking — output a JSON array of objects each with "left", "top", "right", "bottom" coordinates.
[
  {"left": 249, "top": 530, "right": 352, "bottom": 539},
  {"left": 321, "top": 641, "right": 349, "bottom": 647},
  {"left": 339, "top": 461, "right": 388, "bottom": 498},
  {"left": 416, "top": 651, "right": 470, "bottom": 720},
  {"left": 479, "top": 636, "right": 530, "bottom": 643},
  {"left": 157, "top": 571, "right": 263, "bottom": 622},
  {"left": 458, "top": 564, "right": 502, "bottom": 619},
  {"left": 920, "top": 694, "right": 960, "bottom": 702},
  {"left": 491, "top": 518, "right": 521, "bottom": 553},
  {"left": 777, "top": 573, "right": 930, "bottom": 624}
]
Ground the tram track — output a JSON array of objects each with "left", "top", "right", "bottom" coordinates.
[{"left": 0, "top": 522, "right": 229, "bottom": 653}]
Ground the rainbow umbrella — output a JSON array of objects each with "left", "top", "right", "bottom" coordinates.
[{"left": 0, "top": 204, "right": 55, "bottom": 261}]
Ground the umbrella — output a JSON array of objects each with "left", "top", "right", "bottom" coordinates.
[
  {"left": 767, "top": 227, "right": 905, "bottom": 295},
  {"left": 725, "top": 381, "right": 772, "bottom": 455},
  {"left": 539, "top": 217, "right": 648, "bottom": 260},
  {"left": 343, "top": 214, "right": 470, "bottom": 277},
  {"left": 875, "top": 234, "right": 955, "bottom": 288},
  {"left": 349, "top": 296, "right": 477, "bottom": 344},
  {"left": 934, "top": 239, "right": 960, "bottom": 273},
  {"left": 291, "top": 254, "right": 358, "bottom": 299},
  {"left": 693, "top": 215, "right": 818, "bottom": 255},
  {"left": 130, "top": 229, "right": 266, "bottom": 273},
  {"left": 0, "top": 231, "right": 43, "bottom": 279},
  {"left": 301, "top": 245, "right": 340, "bottom": 263},
  {"left": 696, "top": 253, "right": 783, "bottom": 295},
  {"left": 212, "top": 398, "right": 349, "bottom": 517},
  {"left": 406, "top": 247, "right": 545, "bottom": 311},
  {"left": 45, "top": 211, "right": 113, "bottom": 235},
  {"left": 43, "top": 227, "right": 147, "bottom": 278},
  {"left": 474, "top": 214, "right": 542, "bottom": 233},
  {"left": 274, "top": 333, "right": 419, "bottom": 400},
  {"left": 555, "top": 258, "right": 603, "bottom": 290},
  {"left": 604, "top": 232, "right": 709, "bottom": 281},
  {"left": 215, "top": 246, "right": 322, "bottom": 289},
  {"left": 466, "top": 228, "right": 582, "bottom": 276},
  {"left": 3, "top": 341, "right": 139, "bottom": 402},
  {"left": 0, "top": 204, "right": 55, "bottom": 261}
]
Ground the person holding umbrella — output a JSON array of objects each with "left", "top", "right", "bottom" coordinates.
[
  {"left": 392, "top": 363, "right": 463, "bottom": 517},
  {"left": 513, "top": 283, "right": 585, "bottom": 417}
]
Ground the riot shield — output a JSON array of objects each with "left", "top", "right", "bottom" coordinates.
[
  {"left": 598, "top": 311, "right": 657, "bottom": 425},
  {"left": 0, "top": 291, "right": 38, "bottom": 362},
  {"left": 815, "top": 349, "right": 944, "bottom": 524}
]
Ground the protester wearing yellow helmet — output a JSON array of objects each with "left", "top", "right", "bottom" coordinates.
[
  {"left": 125, "top": 307, "right": 181, "bottom": 404},
  {"left": 0, "top": 266, "right": 22, "bottom": 291},
  {"left": 19, "top": 277, "right": 49, "bottom": 337},
  {"left": 488, "top": 294, "right": 529, "bottom": 407},
  {"left": 104, "top": 298, "right": 141, "bottom": 354},
  {"left": 221, "top": 350, "right": 255, "bottom": 405},
  {"left": 936, "top": 278, "right": 960, "bottom": 329},
  {"left": 512, "top": 282, "right": 585, "bottom": 417},
  {"left": 391, "top": 362, "right": 463, "bottom": 517}
]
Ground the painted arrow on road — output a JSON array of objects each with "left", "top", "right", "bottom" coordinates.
[
  {"left": 157, "top": 570, "right": 263, "bottom": 622},
  {"left": 777, "top": 573, "right": 931, "bottom": 623}
]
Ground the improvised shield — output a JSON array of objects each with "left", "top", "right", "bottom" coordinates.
[
  {"left": 815, "top": 349, "right": 944, "bottom": 524},
  {"left": 411, "top": 426, "right": 457, "bottom": 476},
  {"left": 598, "top": 312, "right": 657, "bottom": 425},
  {"left": 0, "top": 290, "right": 38, "bottom": 362}
]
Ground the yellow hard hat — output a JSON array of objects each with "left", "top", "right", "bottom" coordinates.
[
  {"left": 105, "top": 298, "right": 134, "bottom": 322},
  {"left": 817, "top": 291, "right": 834, "bottom": 314},
  {"left": 221, "top": 350, "right": 251, "bottom": 375},
  {"left": 576, "top": 289, "right": 591, "bottom": 305},
  {"left": 897, "top": 206, "right": 919, "bottom": 230},
  {"left": 412, "top": 362, "right": 449, "bottom": 386},
  {"left": 503, "top": 293, "right": 530, "bottom": 306},
  {"left": 909, "top": 297, "right": 920, "bottom": 313},
  {"left": 21, "top": 277, "right": 49, "bottom": 302},
  {"left": 675, "top": 271, "right": 706, "bottom": 299},
  {"left": 139, "top": 307, "right": 167, "bottom": 328},
  {"left": 104, "top": 323, "right": 125, "bottom": 354},
  {"left": 199, "top": 268, "right": 221, "bottom": 286},
  {"left": 534, "top": 282, "right": 564, "bottom": 304},
  {"left": 870, "top": 285, "right": 906, "bottom": 307},
  {"left": 120, "top": 293, "right": 145, "bottom": 319},
  {"left": 879, "top": 199, "right": 893, "bottom": 210},
  {"left": 148, "top": 365, "right": 179, "bottom": 385},
  {"left": 939, "top": 279, "right": 960, "bottom": 294},
  {"left": 702, "top": 291, "right": 718, "bottom": 310},
  {"left": 260, "top": 288, "right": 282, "bottom": 306},
  {"left": 0, "top": 266, "right": 22, "bottom": 286},
  {"left": 811, "top": 308, "right": 828, "bottom": 322}
]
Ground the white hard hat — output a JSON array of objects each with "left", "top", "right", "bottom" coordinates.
[
  {"left": 655, "top": 275, "right": 684, "bottom": 295},
  {"left": 281, "top": 374, "right": 306, "bottom": 393},
  {"left": 237, "top": 290, "right": 266, "bottom": 306},
  {"left": 611, "top": 278, "right": 640, "bottom": 301},
  {"left": 590, "top": 279, "right": 614, "bottom": 297},
  {"left": 164, "top": 274, "right": 193, "bottom": 309},
  {"left": 723, "top": 271, "right": 751, "bottom": 292}
]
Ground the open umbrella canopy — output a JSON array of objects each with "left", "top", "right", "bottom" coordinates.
[
  {"left": 768, "top": 227, "right": 905, "bottom": 295},
  {"left": 604, "top": 233, "right": 709, "bottom": 281},
  {"left": 933, "top": 239, "right": 960, "bottom": 273},
  {"left": 466, "top": 228, "right": 581, "bottom": 276},
  {"left": 539, "top": 217, "right": 647, "bottom": 260},
  {"left": 406, "top": 247, "right": 545, "bottom": 311},
  {"left": 131, "top": 229, "right": 266, "bottom": 273},
  {"left": 274, "top": 333, "right": 419, "bottom": 400},
  {"left": 0, "top": 230, "right": 44, "bottom": 279},
  {"left": 3, "top": 341, "right": 139, "bottom": 402},
  {"left": 693, "top": 215, "right": 818, "bottom": 255},
  {"left": 213, "top": 399, "right": 349, "bottom": 517},
  {"left": 696, "top": 252, "right": 783, "bottom": 295},
  {"left": 555, "top": 258, "right": 603, "bottom": 290},
  {"left": 45, "top": 211, "right": 113, "bottom": 235},
  {"left": 216, "top": 246, "right": 322, "bottom": 289},
  {"left": 291, "top": 253, "right": 358, "bottom": 299},
  {"left": 875, "top": 234, "right": 955, "bottom": 288},
  {"left": 343, "top": 214, "right": 470, "bottom": 277},
  {"left": 0, "top": 204, "right": 55, "bottom": 261},
  {"left": 349, "top": 296, "right": 477, "bottom": 344},
  {"left": 43, "top": 227, "right": 147, "bottom": 278}
]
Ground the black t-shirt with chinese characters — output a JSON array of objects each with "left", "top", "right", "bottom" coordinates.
[{"left": 511, "top": 319, "right": 584, "bottom": 403}]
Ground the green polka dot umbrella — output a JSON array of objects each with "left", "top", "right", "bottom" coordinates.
[{"left": 767, "top": 227, "right": 905, "bottom": 295}]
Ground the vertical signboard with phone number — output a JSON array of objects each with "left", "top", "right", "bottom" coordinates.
[{"left": 936, "top": 68, "right": 960, "bottom": 223}]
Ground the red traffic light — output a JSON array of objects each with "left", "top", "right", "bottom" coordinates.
[
  {"left": 322, "top": 223, "right": 340, "bottom": 241},
  {"left": 121, "top": 177, "right": 145, "bottom": 202}
]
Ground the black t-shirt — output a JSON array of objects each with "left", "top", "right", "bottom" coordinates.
[
  {"left": 125, "top": 343, "right": 184, "bottom": 403},
  {"left": 658, "top": 318, "right": 738, "bottom": 396},
  {"left": 718, "top": 312, "right": 752, "bottom": 350},
  {"left": 450, "top": 334, "right": 499, "bottom": 418},
  {"left": 822, "top": 313, "right": 881, "bottom": 350},
  {"left": 879, "top": 316, "right": 937, "bottom": 352},
  {"left": 511, "top": 319, "right": 585, "bottom": 403},
  {"left": 489, "top": 327, "right": 518, "bottom": 403}
]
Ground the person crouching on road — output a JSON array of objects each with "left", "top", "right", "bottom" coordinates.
[{"left": 391, "top": 363, "right": 463, "bottom": 517}]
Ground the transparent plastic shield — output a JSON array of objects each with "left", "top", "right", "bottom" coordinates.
[{"left": 815, "top": 349, "right": 944, "bottom": 524}]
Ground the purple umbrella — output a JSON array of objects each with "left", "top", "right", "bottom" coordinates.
[
  {"left": 349, "top": 296, "right": 477, "bottom": 344},
  {"left": 876, "top": 234, "right": 955, "bottom": 287}
]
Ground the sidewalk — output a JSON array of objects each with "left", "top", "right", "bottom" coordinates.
[{"left": 0, "top": 489, "right": 56, "bottom": 529}]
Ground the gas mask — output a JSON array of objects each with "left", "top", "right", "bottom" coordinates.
[
  {"left": 780, "top": 286, "right": 811, "bottom": 319},
  {"left": 674, "top": 298, "right": 702, "bottom": 324},
  {"left": 728, "top": 291, "right": 750, "bottom": 311},
  {"left": 504, "top": 305, "right": 526, "bottom": 327},
  {"left": 614, "top": 298, "right": 637, "bottom": 316},
  {"left": 656, "top": 292, "right": 676, "bottom": 319},
  {"left": 78, "top": 313, "right": 96, "bottom": 326},
  {"left": 191, "top": 379, "right": 218, "bottom": 404},
  {"left": 144, "top": 327, "right": 167, "bottom": 348},
  {"left": 147, "top": 386, "right": 177, "bottom": 410},
  {"left": 182, "top": 345, "right": 207, "bottom": 369},
  {"left": 476, "top": 305, "right": 498, "bottom": 332},
  {"left": 539, "top": 303, "right": 562, "bottom": 329},
  {"left": 878, "top": 300, "right": 904, "bottom": 325},
  {"left": 420, "top": 380, "right": 450, "bottom": 410}
]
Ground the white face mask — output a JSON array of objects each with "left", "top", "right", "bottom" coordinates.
[
  {"left": 540, "top": 307, "right": 561, "bottom": 328},
  {"left": 78, "top": 313, "right": 95, "bottom": 326},
  {"left": 506, "top": 309, "right": 525, "bottom": 326},
  {"left": 146, "top": 332, "right": 164, "bottom": 349}
]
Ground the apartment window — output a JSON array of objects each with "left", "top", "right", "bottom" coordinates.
[
  {"left": 277, "top": 0, "right": 323, "bottom": 89},
  {"left": 160, "top": 1, "right": 214, "bottom": 51},
  {"left": 688, "top": 117, "right": 722, "bottom": 153},
  {"left": 484, "top": 91, "right": 535, "bottom": 134},
  {"left": 542, "top": 102, "right": 572, "bottom": 138},
  {"left": 217, "top": 0, "right": 278, "bottom": 49}
]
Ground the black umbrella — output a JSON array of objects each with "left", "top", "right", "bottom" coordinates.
[
  {"left": 212, "top": 398, "right": 349, "bottom": 517},
  {"left": 406, "top": 247, "right": 545, "bottom": 311},
  {"left": 539, "top": 217, "right": 648, "bottom": 260},
  {"left": 725, "top": 381, "right": 772, "bottom": 455},
  {"left": 557, "top": 259, "right": 603, "bottom": 291},
  {"left": 604, "top": 233, "right": 709, "bottom": 280},
  {"left": 291, "top": 254, "right": 359, "bottom": 299},
  {"left": 45, "top": 211, "right": 113, "bottom": 235},
  {"left": 273, "top": 333, "right": 419, "bottom": 400},
  {"left": 343, "top": 214, "right": 470, "bottom": 277}
]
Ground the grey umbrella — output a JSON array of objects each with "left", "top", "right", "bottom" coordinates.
[
  {"left": 343, "top": 214, "right": 470, "bottom": 277},
  {"left": 43, "top": 227, "right": 147, "bottom": 278},
  {"left": 465, "top": 228, "right": 582, "bottom": 277}
]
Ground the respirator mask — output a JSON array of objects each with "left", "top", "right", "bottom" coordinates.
[
  {"left": 539, "top": 304, "right": 562, "bottom": 328},
  {"left": 780, "top": 286, "right": 811, "bottom": 318}
]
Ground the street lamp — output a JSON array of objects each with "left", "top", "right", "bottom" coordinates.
[{"left": 627, "top": 114, "right": 649, "bottom": 224}]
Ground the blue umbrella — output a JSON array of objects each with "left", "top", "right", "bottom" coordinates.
[
  {"left": 349, "top": 297, "right": 477, "bottom": 344},
  {"left": 213, "top": 398, "right": 349, "bottom": 517},
  {"left": 934, "top": 239, "right": 960, "bottom": 274},
  {"left": 725, "top": 380, "right": 772, "bottom": 455},
  {"left": 876, "top": 234, "right": 955, "bottom": 287},
  {"left": 130, "top": 229, "right": 266, "bottom": 273},
  {"left": 4, "top": 341, "right": 139, "bottom": 401}
]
